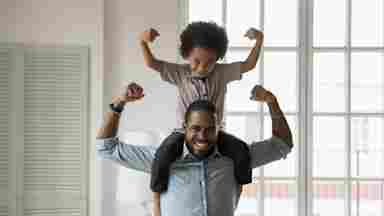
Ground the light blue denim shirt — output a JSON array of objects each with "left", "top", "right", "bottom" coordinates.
[{"left": 96, "top": 136, "right": 291, "bottom": 216}]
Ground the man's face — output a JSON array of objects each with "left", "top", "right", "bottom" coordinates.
[
  {"left": 187, "top": 47, "right": 217, "bottom": 78},
  {"left": 184, "top": 111, "right": 219, "bottom": 158}
]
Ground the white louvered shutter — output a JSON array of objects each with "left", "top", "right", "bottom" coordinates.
[
  {"left": 0, "top": 47, "right": 11, "bottom": 216},
  {"left": 0, "top": 44, "right": 89, "bottom": 216},
  {"left": 21, "top": 47, "right": 89, "bottom": 216}
]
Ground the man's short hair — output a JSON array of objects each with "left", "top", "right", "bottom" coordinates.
[{"left": 184, "top": 100, "right": 217, "bottom": 124}]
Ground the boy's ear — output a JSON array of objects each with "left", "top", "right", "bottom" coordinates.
[{"left": 183, "top": 122, "right": 187, "bottom": 129}]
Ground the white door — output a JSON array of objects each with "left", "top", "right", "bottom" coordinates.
[{"left": 0, "top": 44, "right": 89, "bottom": 216}]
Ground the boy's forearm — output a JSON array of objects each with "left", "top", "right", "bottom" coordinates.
[
  {"left": 153, "top": 192, "right": 161, "bottom": 216},
  {"left": 249, "top": 39, "right": 263, "bottom": 64},
  {"left": 140, "top": 41, "right": 162, "bottom": 72},
  {"left": 241, "top": 39, "right": 263, "bottom": 73}
]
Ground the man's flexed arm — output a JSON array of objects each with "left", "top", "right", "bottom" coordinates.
[
  {"left": 96, "top": 82, "right": 144, "bottom": 139},
  {"left": 250, "top": 85, "right": 293, "bottom": 148},
  {"left": 248, "top": 85, "right": 293, "bottom": 168},
  {"left": 139, "top": 28, "right": 163, "bottom": 72},
  {"left": 96, "top": 83, "right": 155, "bottom": 173}
]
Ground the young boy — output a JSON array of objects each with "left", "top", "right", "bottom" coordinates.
[{"left": 139, "top": 21, "right": 263, "bottom": 216}]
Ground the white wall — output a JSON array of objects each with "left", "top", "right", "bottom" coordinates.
[
  {"left": 0, "top": 1, "right": 104, "bottom": 216},
  {"left": 104, "top": 0, "right": 180, "bottom": 133},
  {"left": 103, "top": 1, "right": 180, "bottom": 215}
]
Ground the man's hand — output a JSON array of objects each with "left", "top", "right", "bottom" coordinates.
[
  {"left": 244, "top": 28, "right": 264, "bottom": 41},
  {"left": 112, "top": 82, "right": 145, "bottom": 105},
  {"left": 250, "top": 85, "right": 275, "bottom": 103},
  {"left": 140, "top": 28, "right": 160, "bottom": 43}
]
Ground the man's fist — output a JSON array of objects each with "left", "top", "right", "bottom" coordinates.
[
  {"left": 250, "top": 85, "right": 275, "bottom": 103},
  {"left": 244, "top": 28, "right": 264, "bottom": 41},
  {"left": 140, "top": 28, "right": 160, "bottom": 43},
  {"left": 113, "top": 82, "right": 144, "bottom": 104}
]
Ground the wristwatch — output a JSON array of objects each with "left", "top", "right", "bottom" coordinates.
[{"left": 109, "top": 101, "right": 125, "bottom": 114}]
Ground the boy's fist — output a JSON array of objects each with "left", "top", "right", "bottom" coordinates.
[
  {"left": 244, "top": 28, "right": 264, "bottom": 41},
  {"left": 250, "top": 85, "right": 275, "bottom": 103},
  {"left": 140, "top": 28, "right": 160, "bottom": 43}
]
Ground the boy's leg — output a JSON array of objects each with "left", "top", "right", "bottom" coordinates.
[
  {"left": 153, "top": 192, "right": 161, "bottom": 216},
  {"left": 217, "top": 131, "right": 252, "bottom": 184},
  {"left": 150, "top": 131, "right": 185, "bottom": 192}
]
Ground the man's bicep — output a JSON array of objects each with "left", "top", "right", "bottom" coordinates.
[
  {"left": 96, "top": 138, "right": 156, "bottom": 173},
  {"left": 249, "top": 136, "right": 291, "bottom": 169}
]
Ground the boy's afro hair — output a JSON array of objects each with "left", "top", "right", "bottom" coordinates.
[{"left": 179, "top": 21, "right": 228, "bottom": 60}]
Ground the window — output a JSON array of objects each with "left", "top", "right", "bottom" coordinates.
[{"left": 186, "top": 0, "right": 384, "bottom": 215}]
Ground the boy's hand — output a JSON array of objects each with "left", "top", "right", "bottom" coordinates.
[
  {"left": 112, "top": 82, "right": 145, "bottom": 104},
  {"left": 140, "top": 28, "right": 160, "bottom": 43},
  {"left": 244, "top": 28, "right": 264, "bottom": 41},
  {"left": 250, "top": 85, "right": 275, "bottom": 103}
]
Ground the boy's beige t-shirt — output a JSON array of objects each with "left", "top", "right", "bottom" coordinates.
[{"left": 159, "top": 60, "right": 243, "bottom": 127}]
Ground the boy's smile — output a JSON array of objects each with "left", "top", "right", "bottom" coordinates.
[{"left": 188, "top": 47, "right": 217, "bottom": 77}]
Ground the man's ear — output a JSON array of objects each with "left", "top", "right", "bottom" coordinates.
[{"left": 183, "top": 122, "right": 187, "bottom": 129}]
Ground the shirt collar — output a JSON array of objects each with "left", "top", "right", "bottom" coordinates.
[
  {"left": 186, "top": 64, "right": 216, "bottom": 79},
  {"left": 181, "top": 142, "right": 221, "bottom": 160}
]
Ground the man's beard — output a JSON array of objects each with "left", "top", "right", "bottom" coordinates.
[{"left": 186, "top": 143, "right": 215, "bottom": 160}]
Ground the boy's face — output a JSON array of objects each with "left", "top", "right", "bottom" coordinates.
[{"left": 187, "top": 47, "right": 218, "bottom": 78}]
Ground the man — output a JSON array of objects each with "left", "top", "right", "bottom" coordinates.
[{"left": 96, "top": 82, "right": 293, "bottom": 216}]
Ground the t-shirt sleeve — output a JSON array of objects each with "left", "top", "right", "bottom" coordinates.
[
  {"left": 158, "top": 60, "right": 185, "bottom": 85},
  {"left": 217, "top": 61, "right": 243, "bottom": 84}
]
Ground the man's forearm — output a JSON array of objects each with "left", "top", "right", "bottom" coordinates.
[
  {"left": 96, "top": 111, "right": 121, "bottom": 139},
  {"left": 267, "top": 98, "right": 293, "bottom": 148}
]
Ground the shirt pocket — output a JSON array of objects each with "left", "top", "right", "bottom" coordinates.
[
  {"left": 169, "top": 169, "right": 192, "bottom": 186},
  {"left": 167, "top": 164, "right": 199, "bottom": 193}
]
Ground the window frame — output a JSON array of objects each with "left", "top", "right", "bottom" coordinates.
[{"left": 182, "top": 0, "right": 384, "bottom": 215}]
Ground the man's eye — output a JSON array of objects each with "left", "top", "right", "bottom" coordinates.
[{"left": 190, "top": 127, "right": 200, "bottom": 132}]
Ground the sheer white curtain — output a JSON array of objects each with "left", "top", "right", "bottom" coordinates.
[{"left": 100, "top": 130, "right": 165, "bottom": 216}]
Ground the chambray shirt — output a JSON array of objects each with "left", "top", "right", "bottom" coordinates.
[{"left": 96, "top": 136, "right": 291, "bottom": 216}]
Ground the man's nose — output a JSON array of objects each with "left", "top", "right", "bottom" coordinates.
[{"left": 197, "top": 130, "right": 209, "bottom": 140}]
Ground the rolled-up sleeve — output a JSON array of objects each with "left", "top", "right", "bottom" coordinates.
[
  {"left": 96, "top": 137, "right": 156, "bottom": 173},
  {"left": 249, "top": 136, "right": 292, "bottom": 169}
]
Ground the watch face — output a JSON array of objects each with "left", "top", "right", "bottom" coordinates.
[{"left": 110, "top": 103, "right": 123, "bottom": 113}]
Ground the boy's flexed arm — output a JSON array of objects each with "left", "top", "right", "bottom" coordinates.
[
  {"left": 140, "top": 28, "right": 163, "bottom": 72},
  {"left": 240, "top": 28, "right": 264, "bottom": 74}
]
